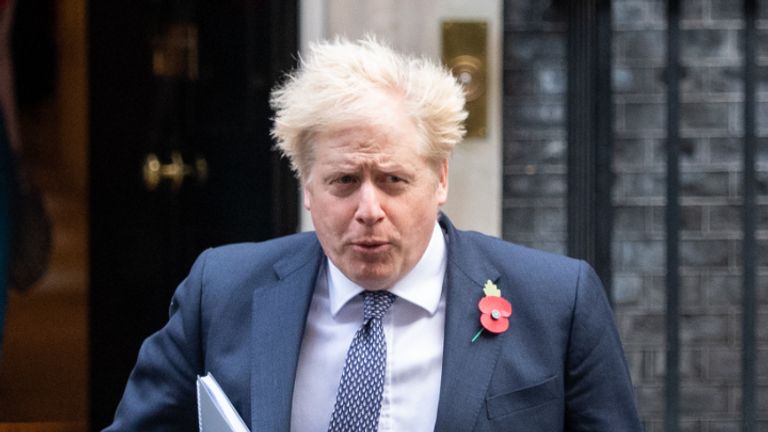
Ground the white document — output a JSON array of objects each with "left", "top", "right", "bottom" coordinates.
[{"left": 197, "top": 373, "right": 250, "bottom": 432}]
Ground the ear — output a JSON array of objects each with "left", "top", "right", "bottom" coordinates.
[
  {"left": 302, "top": 183, "right": 312, "bottom": 211},
  {"left": 436, "top": 159, "right": 449, "bottom": 206}
]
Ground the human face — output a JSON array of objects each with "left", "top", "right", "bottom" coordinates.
[{"left": 303, "top": 104, "right": 448, "bottom": 291}]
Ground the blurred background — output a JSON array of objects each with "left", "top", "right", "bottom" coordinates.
[{"left": 0, "top": 0, "right": 765, "bottom": 431}]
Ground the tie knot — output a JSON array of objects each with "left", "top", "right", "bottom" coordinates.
[{"left": 362, "top": 291, "right": 396, "bottom": 321}]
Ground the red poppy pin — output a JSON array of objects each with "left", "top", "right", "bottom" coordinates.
[{"left": 471, "top": 280, "right": 512, "bottom": 342}]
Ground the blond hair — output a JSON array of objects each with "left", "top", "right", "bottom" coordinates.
[{"left": 270, "top": 36, "right": 467, "bottom": 180}]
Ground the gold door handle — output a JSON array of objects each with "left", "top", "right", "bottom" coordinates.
[{"left": 142, "top": 151, "right": 208, "bottom": 191}]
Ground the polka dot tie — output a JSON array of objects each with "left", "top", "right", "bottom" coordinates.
[{"left": 328, "top": 291, "right": 396, "bottom": 432}]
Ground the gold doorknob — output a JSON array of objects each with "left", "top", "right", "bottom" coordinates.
[{"left": 142, "top": 151, "right": 208, "bottom": 191}]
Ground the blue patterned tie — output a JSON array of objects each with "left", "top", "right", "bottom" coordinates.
[{"left": 328, "top": 291, "right": 396, "bottom": 432}]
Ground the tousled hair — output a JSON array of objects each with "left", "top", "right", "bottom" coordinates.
[{"left": 270, "top": 35, "right": 467, "bottom": 180}]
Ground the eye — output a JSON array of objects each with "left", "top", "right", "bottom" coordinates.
[
  {"left": 335, "top": 175, "right": 357, "bottom": 184},
  {"left": 386, "top": 175, "right": 405, "bottom": 183}
]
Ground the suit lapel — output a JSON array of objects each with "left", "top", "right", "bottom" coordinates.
[
  {"left": 249, "top": 237, "right": 323, "bottom": 432},
  {"left": 434, "top": 216, "right": 503, "bottom": 431}
]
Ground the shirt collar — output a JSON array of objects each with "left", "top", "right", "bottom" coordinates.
[{"left": 327, "top": 221, "right": 447, "bottom": 317}]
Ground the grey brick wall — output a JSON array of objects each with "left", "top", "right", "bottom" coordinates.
[
  {"left": 503, "top": 2, "right": 568, "bottom": 255},
  {"left": 503, "top": 1, "right": 768, "bottom": 430}
]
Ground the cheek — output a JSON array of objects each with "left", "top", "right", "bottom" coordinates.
[{"left": 311, "top": 197, "right": 352, "bottom": 231}]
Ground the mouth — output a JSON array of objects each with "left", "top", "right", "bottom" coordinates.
[{"left": 350, "top": 240, "right": 391, "bottom": 254}]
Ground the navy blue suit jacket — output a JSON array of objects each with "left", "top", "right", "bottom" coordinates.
[{"left": 106, "top": 216, "right": 641, "bottom": 431}]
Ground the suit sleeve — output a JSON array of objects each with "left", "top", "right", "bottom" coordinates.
[
  {"left": 102, "top": 250, "right": 209, "bottom": 431},
  {"left": 564, "top": 261, "right": 642, "bottom": 431}
]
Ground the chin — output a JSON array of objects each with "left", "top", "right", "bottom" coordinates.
[{"left": 351, "top": 268, "right": 397, "bottom": 291}]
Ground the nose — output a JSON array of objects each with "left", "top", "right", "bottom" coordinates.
[{"left": 354, "top": 181, "right": 385, "bottom": 226}]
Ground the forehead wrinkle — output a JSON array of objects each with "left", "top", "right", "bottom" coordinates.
[
  {"left": 326, "top": 151, "right": 409, "bottom": 173},
  {"left": 326, "top": 130, "right": 384, "bottom": 153}
]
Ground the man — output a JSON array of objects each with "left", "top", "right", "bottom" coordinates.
[{"left": 106, "top": 37, "right": 642, "bottom": 431}]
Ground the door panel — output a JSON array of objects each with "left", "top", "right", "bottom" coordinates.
[{"left": 88, "top": 1, "right": 297, "bottom": 427}]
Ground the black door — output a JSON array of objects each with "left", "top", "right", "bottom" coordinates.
[{"left": 88, "top": 0, "right": 298, "bottom": 428}]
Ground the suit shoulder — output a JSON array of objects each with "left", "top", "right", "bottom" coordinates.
[
  {"left": 205, "top": 231, "right": 317, "bottom": 260},
  {"left": 456, "top": 229, "right": 582, "bottom": 274},
  {"left": 451, "top": 228, "right": 592, "bottom": 311},
  {"left": 196, "top": 231, "right": 320, "bottom": 278}
]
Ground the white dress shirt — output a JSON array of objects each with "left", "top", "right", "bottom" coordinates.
[{"left": 290, "top": 222, "right": 447, "bottom": 432}]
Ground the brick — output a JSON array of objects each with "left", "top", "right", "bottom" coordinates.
[
  {"left": 761, "top": 239, "right": 768, "bottom": 266},
  {"left": 680, "top": 138, "right": 706, "bottom": 164},
  {"left": 708, "top": 205, "right": 740, "bottom": 233},
  {"left": 759, "top": 171, "right": 768, "bottom": 198},
  {"left": 534, "top": 205, "right": 565, "bottom": 233},
  {"left": 504, "top": 67, "right": 566, "bottom": 96},
  {"left": 622, "top": 348, "right": 644, "bottom": 383},
  {"left": 623, "top": 102, "right": 665, "bottom": 132},
  {"left": 614, "top": 66, "right": 665, "bottom": 94},
  {"left": 652, "top": 348, "right": 706, "bottom": 380},
  {"left": 683, "top": 205, "right": 704, "bottom": 232},
  {"left": 708, "top": 348, "right": 742, "bottom": 379},
  {"left": 616, "top": 172, "right": 665, "bottom": 198},
  {"left": 681, "top": 0, "right": 706, "bottom": 20},
  {"left": 616, "top": 30, "right": 666, "bottom": 61},
  {"left": 759, "top": 138, "right": 768, "bottom": 164},
  {"left": 709, "top": 137, "right": 743, "bottom": 165},
  {"left": 620, "top": 313, "right": 665, "bottom": 343},
  {"left": 680, "top": 384, "right": 729, "bottom": 413},
  {"left": 681, "top": 29, "right": 741, "bottom": 63},
  {"left": 681, "top": 171, "right": 731, "bottom": 197},
  {"left": 680, "top": 66, "right": 709, "bottom": 95},
  {"left": 741, "top": 170, "right": 768, "bottom": 198},
  {"left": 758, "top": 102, "right": 768, "bottom": 135},
  {"left": 680, "top": 102, "right": 732, "bottom": 131},
  {"left": 682, "top": 419, "right": 707, "bottom": 431},
  {"left": 681, "top": 313, "right": 729, "bottom": 343},
  {"left": 708, "top": 66, "right": 743, "bottom": 93},
  {"left": 758, "top": 29, "right": 768, "bottom": 61},
  {"left": 708, "top": 421, "right": 741, "bottom": 432},
  {"left": 710, "top": 0, "right": 744, "bottom": 20},
  {"left": 758, "top": 66, "right": 768, "bottom": 95},
  {"left": 613, "top": 1, "right": 647, "bottom": 27},
  {"left": 614, "top": 138, "right": 650, "bottom": 166},
  {"left": 502, "top": 207, "right": 535, "bottom": 234},
  {"left": 614, "top": 272, "right": 644, "bottom": 305},
  {"left": 618, "top": 239, "right": 665, "bottom": 271},
  {"left": 681, "top": 239, "right": 732, "bottom": 267},
  {"left": 504, "top": 100, "right": 564, "bottom": 131},
  {"left": 645, "top": 274, "right": 666, "bottom": 311},
  {"left": 504, "top": 173, "right": 565, "bottom": 198},
  {"left": 707, "top": 272, "right": 742, "bottom": 307},
  {"left": 615, "top": 206, "right": 647, "bottom": 234},
  {"left": 680, "top": 273, "right": 706, "bottom": 308},
  {"left": 504, "top": 31, "right": 565, "bottom": 66},
  {"left": 504, "top": 2, "right": 563, "bottom": 27},
  {"left": 644, "top": 419, "right": 662, "bottom": 432},
  {"left": 681, "top": 66, "right": 744, "bottom": 95},
  {"left": 649, "top": 204, "right": 704, "bottom": 233},
  {"left": 635, "top": 384, "right": 664, "bottom": 414},
  {"left": 651, "top": 138, "right": 708, "bottom": 165},
  {"left": 648, "top": 205, "right": 665, "bottom": 234},
  {"left": 759, "top": 385, "right": 768, "bottom": 415},
  {"left": 504, "top": 139, "right": 566, "bottom": 166}
]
